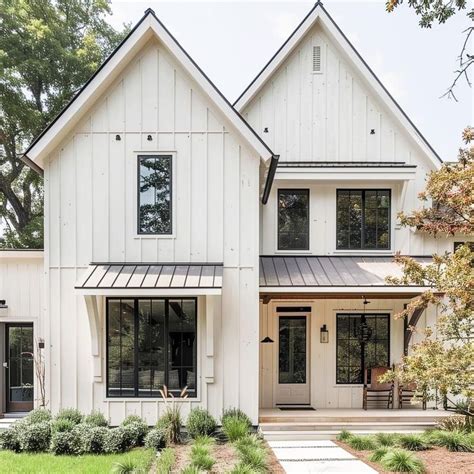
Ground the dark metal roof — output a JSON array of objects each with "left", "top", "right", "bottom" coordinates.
[
  {"left": 76, "top": 263, "right": 222, "bottom": 289},
  {"left": 259, "top": 256, "right": 431, "bottom": 287},
  {"left": 277, "top": 161, "right": 417, "bottom": 169}
]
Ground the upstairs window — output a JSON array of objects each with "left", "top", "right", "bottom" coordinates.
[
  {"left": 336, "top": 189, "right": 390, "bottom": 250},
  {"left": 278, "top": 189, "right": 310, "bottom": 251},
  {"left": 138, "top": 155, "right": 172, "bottom": 234}
]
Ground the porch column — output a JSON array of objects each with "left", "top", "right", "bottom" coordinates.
[{"left": 84, "top": 295, "right": 102, "bottom": 382}]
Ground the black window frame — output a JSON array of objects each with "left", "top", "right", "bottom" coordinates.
[
  {"left": 106, "top": 297, "right": 197, "bottom": 398},
  {"left": 336, "top": 189, "right": 391, "bottom": 250},
  {"left": 335, "top": 313, "right": 390, "bottom": 385},
  {"left": 137, "top": 154, "right": 173, "bottom": 235},
  {"left": 277, "top": 188, "right": 310, "bottom": 251}
]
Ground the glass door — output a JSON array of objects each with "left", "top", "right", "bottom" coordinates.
[
  {"left": 5, "top": 324, "right": 34, "bottom": 412},
  {"left": 275, "top": 315, "right": 310, "bottom": 405}
]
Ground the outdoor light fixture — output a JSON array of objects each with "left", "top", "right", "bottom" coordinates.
[
  {"left": 115, "top": 134, "right": 121, "bottom": 141},
  {"left": 147, "top": 134, "right": 153, "bottom": 141},
  {"left": 0, "top": 300, "right": 7, "bottom": 309},
  {"left": 38, "top": 339, "right": 45, "bottom": 349},
  {"left": 320, "top": 324, "right": 329, "bottom": 343},
  {"left": 260, "top": 311, "right": 274, "bottom": 344}
]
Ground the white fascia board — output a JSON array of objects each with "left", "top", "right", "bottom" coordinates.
[
  {"left": 260, "top": 286, "right": 429, "bottom": 294},
  {"left": 274, "top": 167, "right": 417, "bottom": 181},
  {"left": 75, "top": 288, "right": 221, "bottom": 297},
  {"left": 0, "top": 250, "right": 44, "bottom": 260}
]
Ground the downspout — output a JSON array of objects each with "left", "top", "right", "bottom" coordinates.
[{"left": 261, "top": 155, "right": 279, "bottom": 204}]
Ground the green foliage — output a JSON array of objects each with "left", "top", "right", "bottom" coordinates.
[
  {"left": 51, "top": 418, "right": 76, "bottom": 433},
  {"left": 222, "top": 408, "right": 252, "bottom": 428},
  {"left": 50, "top": 429, "right": 82, "bottom": 455},
  {"left": 222, "top": 416, "right": 249, "bottom": 442},
  {"left": 380, "top": 448, "right": 425, "bottom": 473},
  {"left": 122, "top": 415, "right": 144, "bottom": 426},
  {"left": 369, "top": 446, "right": 391, "bottom": 462},
  {"left": 438, "top": 414, "right": 473, "bottom": 433},
  {"left": 103, "top": 427, "right": 129, "bottom": 454},
  {"left": 429, "top": 429, "right": 473, "bottom": 452},
  {"left": 346, "top": 435, "right": 377, "bottom": 451},
  {"left": 144, "top": 428, "right": 166, "bottom": 451},
  {"left": 0, "top": 427, "right": 20, "bottom": 452},
  {"left": 24, "top": 408, "right": 52, "bottom": 424},
  {"left": 121, "top": 420, "right": 148, "bottom": 447},
  {"left": 230, "top": 463, "right": 257, "bottom": 474},
  {"left": 155, "top": 447, "right": 175, "bottom": 473},
  {"left": 79, "top": 425, "right": 109, "bottom": 454},
  {"left": 186, "top": 408, "right": 217, "bottom": 439},
  {"left": 110, "top": 457, "right": 146, "bottom": 474},
  {"left": 375, "top": 432, "right": 399, "bottom": 446},
  {"left": 83, "top": 410, "right": 109, "bottom": 427},
  {"left": 187, "top": 435, "right": 216, "bottom": 472},
  {"left": 234, "top": 440, "right": 267, "bottom": 473},
  {"left": 234, "top": 434, "right": 263, "bottom": 451},
  {"left": 398, "top": 434, "right": 429, "bottom": 451},
  {"left": 55, "top": 408, "right": 83, "bottom": 425},
  {"left": 17, "top": 421, "right": 51, "bottom": 452},
  {"left": 156, "top": 406, "right": 182, "bottom": 445},
  {"left": 180, "top": 467, "right": 202, "bottom": 474},
  {"left": 336, "top": 429, "right": 353, "bottom": 442}
]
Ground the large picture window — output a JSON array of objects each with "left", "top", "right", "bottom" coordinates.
[
  {"left": 107, "top": 298, "right": 197, "bottom": 398},
  {"left": 336, "top": 313, "right": 390, "bottom": 384},
  {"left": 278, "top": 189, "right": 310, "bottom": 250},
  {"left": 138, "top": 155, "right": 172, "bottom": 234},
  {"left": 336, "top": 189, "right": 390, "bottom": 250}
]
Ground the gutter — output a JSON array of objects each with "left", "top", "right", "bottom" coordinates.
[
  {"left": 20, "top": 154, "right": 44, "bottom": 177},
  {"left": 261, "top": 155, "right": 279, "bottom": 204}
]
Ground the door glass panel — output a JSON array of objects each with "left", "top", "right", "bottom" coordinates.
[
  {"left": 8, "top": 326, "right": 34, "bottom": 403},
  {"left": 279, "top": 317, "right": 306, "bottom": 384}
]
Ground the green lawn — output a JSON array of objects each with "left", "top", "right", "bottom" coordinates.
[{"left": 0, "top": 448, "right": 155, "bottom": 474}]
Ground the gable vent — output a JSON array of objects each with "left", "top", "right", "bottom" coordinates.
[{"left": 312, "top": 45, "right": 322, "bottom": 73}]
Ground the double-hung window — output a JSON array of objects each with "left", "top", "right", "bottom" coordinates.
[
  {"left": 138, "top": 155, "right": 172, "bottom": 234},
  {"left": 336, "top": 189, "right": 390, "bottom": 250},
  {"left": 278, "top": 189, "right": 310, "bottom": 251},
  {"left": 107, "top": 298, "right": 197, "bottom": 398}
]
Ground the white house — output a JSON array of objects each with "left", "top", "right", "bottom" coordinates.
[{"left": 0, "top": 3, "right": 467, "bottom": 427}]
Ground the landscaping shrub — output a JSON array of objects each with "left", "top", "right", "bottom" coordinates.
[
  {"left": 336, "top": 429, "right": 353, "bottom": 442},
  {"left": 369, "top": 446, "right": 391, "bottom": 462},
  {"left": 438, "top": 415, "right": 473, "bottom": 433},
  {"left": 235, "top": 441, "right": 267, "bottom": 472},
  {"left": 231, "top": 464, "right": 255, "bottom": 474},
  {"left": 222, "top": 416, "right": 249, "bottom": 442},
  {"left": 188, "top": 436, "right": 215, "bottom": 472},
  {"left": 51, "top": 418, "right": 76, "bottom": 433},
  {"left": 429, "top": 429, "right": 473, "bottom": 452},
  {"left": 181, "top": 467, "right": 201, "bottom": 474},
  {"left": 186, "top": 408, "right": 217, "bottom": 438},
  {"left": 24, "top": 408, "right": 52, "bottom": 424},
  {"left": 111, "top": 457, "right": 146, "bottom": 474},
  {"left": 121, "top": 419, "right": 148, "bottom": 447},
  {"left": 222, "top": 408, "right": 252, "bottom": 428},
  {"left": 80, "top": 425, "right": 109, "bottom": 454},
  {"left": 398, "top": 433, "right": 429, "bottom": 451},
  {"left": 50, "top": 428, "right": 82, "bottom": 455},
  {"left": 144, "top": 428, "right": 166, "bottom": 451},
  {"left": 83, "top": 410, "right": 109, "bottom": 427},
  {"left": 346, "top": 434, "right": 377, "bottom": 451},
  {"left": 156, "top": 406, "right": 182, "bottom": 445},
  {"left": 380, "top": 448, "right": 425, "bottom": 473},
  {"left": 55, "top": 407, "right": 83, "bottom": 425},
  {"left": 0, "top": 427, "right": 20, "bottom": 452},
  {"left": 17, "top": 421, "right": 51, "bottom": 452},
  {"left": 375, "top": 432, "right": 399, "bottom": 447},
  {"left": 155, "top": 447, "right": 176, "bottom": 473},
  {"left": 234, "top": 434, "right": 263, "bottom": 451},
  {"left": 122, "top": 414, "right": 144, "bottom": 426},
  {"left": 104, "top": 427, "right": 129, "bottom": 454}
]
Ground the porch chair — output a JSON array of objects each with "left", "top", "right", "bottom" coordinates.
[
  {"left": 398, "top": 382, "right": 427, "bottom": 410},
  {"left": 363, "top": 367, "right": 394, "bottom": 410}
]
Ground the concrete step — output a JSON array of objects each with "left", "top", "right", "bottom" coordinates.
[
  {"left": 0, "top": 417, "right": 24, "bottom": 431},
  {"left": 261, "top": 429, "right": 426, "bottom": 441},
  {"left": 260, "top": 420, "right": 438, "bottom": 431},
  {"left": 259, "top": 415, "right": 442, "bottom": 424}
]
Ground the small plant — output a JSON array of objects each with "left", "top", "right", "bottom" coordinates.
[
  {"left": 187, "top": 407, "right": 217, "bottom": 438},
  {"left": 111, "top": 457, "right": 145, "bottom": 474},
  {"left": 181, "top": 467, "right": 202, "bottom": 474},
  {"left": 0, "top": 427, "right": 20, "bottom": 452},
  {"left": 235, "top": 442, "right": 267, "bottom": 472},
  {"left": 55, "top": 407, "right": 83, "bottom": 425},
  {"left": 336, "top": 429, "right": 353, "bottom": 442},
  {"left": 121, "top": 418, "right": 148, "bottom": 447},
  {"left": 222, "top": 416, "right": 249, "bottom": 442},
  {"left": 430, "top": 429, "right": 473, "bottom": 452},
  {"left": 437, "top": 415, "right": 473, "bottom": 433},
  {"left": 144, "top": 428, "right": 166, "bottom": 451},
  {"left": 380, "top": 448, "right": 425, "bottom": 473},
  {"left": 51, "top": 418, "right": 76, "bottom": 433},
  {"left": 83, "top": 410, "right": 109, "bottom": 427},
  {"left": 234, "top": 434, "right": 262, "bottom": 451},
  {"left": 157, "top": 406, "right": 182, "bottom": 445},
  {"left": 346, "top": 434, "right": 377, "bottom": 451},
  {"left": 375, "top": 432, "right": 399, "bottom": 446},
  {"left": 188, "top": 435, "right": 216, "bottom": 472},
  {"left": 398, "top": 433, "right": 429, "bottom": 451},
  {"left": 17, "top": 421, "right": 51, "bottom": 452},
  {"left": 155, "top": 447, "right": 175, "bottom": 473},
  {"left": 104, "top": 427, "right": 129, "bottom": 454},
  {"left": 369, "top": 446, "right": 391, "bottom": 462},
  {"left": 24, "top": 408, "right": 52, "bottom": 424},
  {"left": 80, "top": 425, "right": 109, "bottom": 454},
  {"left": 50, "top": 428, "right": 82, "bottom": 455},
  {"left": 231, "top": 464, "right": 255, "bottom": 474},
  {"left": 222, "top": 408, "right": 252, "bottom": 428}
]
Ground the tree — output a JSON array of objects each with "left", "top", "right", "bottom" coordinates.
[
  {"left": 0, "top": 0, "right": 128, "bottom": 248},
  {"left": 386, "top": 0, "right": 474, "bottom": 100},
  {"left": 383, "top": 127, "right": 474, "bottom": 413}
]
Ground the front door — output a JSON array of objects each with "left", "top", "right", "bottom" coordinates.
[
  {"left": 275, "top": 315, "right": 310, "bottom": 405},
  {"left": 5, "top": 324, "right": 34, "bottom": 412}
]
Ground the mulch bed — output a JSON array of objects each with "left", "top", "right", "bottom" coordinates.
[{"left": 336, "top": 440, "right": 474, "bottom": 474}]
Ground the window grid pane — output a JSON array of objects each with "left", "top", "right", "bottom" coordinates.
[{"left": 278, "top": 189, "right": 310, "bottom": 251}]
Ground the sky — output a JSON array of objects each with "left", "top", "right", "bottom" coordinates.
[{"left": 108, "top": 0, "right": 473, "bottom": 161}]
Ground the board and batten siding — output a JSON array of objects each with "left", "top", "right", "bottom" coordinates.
[
  {"left": 242, "top": 24, "right": 455, "bottom": 256},
  {"left": 44, "top": 39, "right": 260, "bottom": 424}
]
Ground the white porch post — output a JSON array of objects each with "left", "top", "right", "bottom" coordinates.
[{"left": 84, "top": 295, "right": 102, "bottom": 382}]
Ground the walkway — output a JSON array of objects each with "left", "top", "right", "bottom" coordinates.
[{"left": 268, "top": 440, "right": 377, "bottom": 473}]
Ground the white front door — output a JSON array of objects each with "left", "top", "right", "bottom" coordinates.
[{"left": 275, "top": 314, "right": 310, "bottom": 405}]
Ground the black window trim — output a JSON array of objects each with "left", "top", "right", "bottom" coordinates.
[
  {"left": 335, "top": 312, "right": 391, "bottom": 385},
  {"left": 277, "top": 188, "right": 310, "bottom": 251},
  {"left": 105, "top": 297, "right": 198, "bottom": 399},
  {"left": 137, "top": 154, "right": 173, "bottom": 236},
  {"left": 336, "top": 188, "right": 392, "bottom": 251}
]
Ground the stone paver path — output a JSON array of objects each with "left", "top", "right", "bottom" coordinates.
[{"left": 268, "top": 440, "right": 377, "bottom": 473}]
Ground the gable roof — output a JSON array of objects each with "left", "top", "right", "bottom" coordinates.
[
  {"left": 23, "top": 8, "right": 275, "bottom": 169},
  {"left": 234, "top": 2, "right": 442, "bottom": 167}
]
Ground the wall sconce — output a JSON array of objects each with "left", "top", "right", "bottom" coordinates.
[
  {"left": 115, "top": 134, "right": 121, "bottom": 141},
  {"left": 147, "top": 134, "right": 153, "bottom": 141},
  {"left": 0, "top": 300, "right": 7, "bottom": 309},
  {"left": 320, "top": 324, "right": 329, "bottom": 343},
  {"left": 38, "top": 339, "right": 45, "bottom": 349}
]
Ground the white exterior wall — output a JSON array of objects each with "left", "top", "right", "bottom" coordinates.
[
  {"left": 43, "top": 39, "right": 260, "bottom": 424},
  {"left": 242, "top": 23, "right": 461, "bottom": 256}
]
